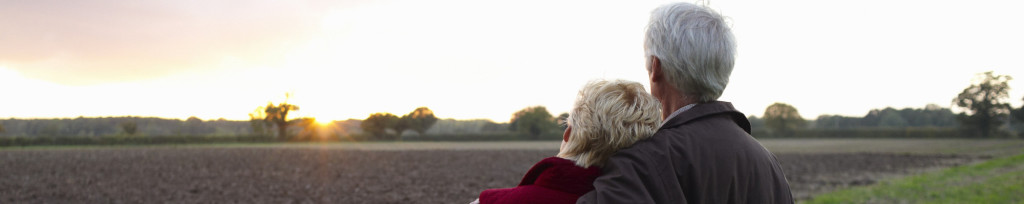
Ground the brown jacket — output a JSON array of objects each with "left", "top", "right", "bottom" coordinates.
[{"left": 577, "top": 101, "right": 793, "bottom": 204}]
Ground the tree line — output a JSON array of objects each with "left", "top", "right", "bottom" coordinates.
[
  {"left": 238, "top": 93, "right": 567, "bottom": 141},
  {"left": 356, "top": 106, "right": 567, "bottom": 140},
  {"left": 0, "top": 105, "right": 567, "bottom": 142},
  {"left": 0, "top": 116, "right": 252, "bottom": 137},
  {"left": 3, "top": 71, "right": 1019, "bottom": 141},
  {"left": 359, "top": 107, "right": 440, "bottom": 140},
  {"left": 755, "top": 71, "right": 1024, "bottom": 138}
]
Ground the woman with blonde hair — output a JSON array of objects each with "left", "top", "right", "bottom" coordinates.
[{"left": 472, "top": 79, "right": 662, "bottom": 204}]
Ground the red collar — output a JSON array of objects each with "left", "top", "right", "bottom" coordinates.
[{"left": 518, "top": 157, "right": 601, "bottom": 196}]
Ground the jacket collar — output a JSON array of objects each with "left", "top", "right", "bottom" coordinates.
[
  {"left": 659, "top": 101, "right": 751, "bottom": 134},
  {"left": 518, "top": 157, "right": 601, "bottom": 196}
]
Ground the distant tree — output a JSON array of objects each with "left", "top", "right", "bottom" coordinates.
[
  {"left": 748, "top": 115, "right": 766, "bottom": 130},
  {"left": 509, "top": 106, "right": 557, "bottom": 139},
  {"left": 184, "top": 116, "right": 205, "bottom": 135},
  {"left": 917, "top": 104, "right": 957, "bottom": 127},
  {"left": 39, "top": 122, "right": 60, "bottom": 137},
  {"left": 861, "top": 109, "right": 883, "bottom": 127},
  {"left": 291, "top": 118, "right": 321, "bottom": 141},
  {"left": 481, "top": 120, "right": 505, "bottom": 132},
  {"left": 878, "top": 110, "right": 908, "bottom": 128},
  {"left": 763, "top": 102, "right": 806, "bottom": 136},
  {"left": 264, "top": 100, "right": 299, "bottom": 139},
  {"left": 405, "top": 107, "right": 439, "bottom": 136},
  {"left": 953, "top": 71, "right": 1013, "bottom": 137},
  {"left": 249, "top": 107, "right": 270, "bottom": 136},
  {"left": 393, "top": 116, "right": 411, "bottom": 137},
  {"left": 1, "top": 122, "right": 7, "bottom": 134},
  {"left": 815, "top": 115, "right": 861, "bottom": 129},
  {"left": 120, "top": 121, "right": 138, "bottom": 136},
  {"left": 361, "top": 113, "right": 399, "bottom": 140},
  {"left": 856, "top": 105, "right": 957, "bottom": 128}
]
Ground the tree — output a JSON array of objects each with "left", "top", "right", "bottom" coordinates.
[
  {"left": 120, "top": 121, "right": 138, "bottom": 136},
  {"left": 406, "top": 107, "right": 439, "bottom": 136},
  {"left": 264, "top": 102, "right": 299, "bottom": 139},
  {"left": 815, "top": 115, "right": 860, "bottom": 129},
  {"left": 763, "top": 102, "right": 806, "bottom": 136},
  {"left": 0, "top": 122, "right": 5, "bottom": 134},
  {"left": 917, "top": 104, "right": 957, "bottom": 127},
  {"left": 861, "top": 109, "right": 884, "bottom": 127},
  {"left": 249, "top": 107, "right": 270, "bottom": 136},
  {"left": 184, "top": 116, "right": 206, "bottom": 135},
  {"left": 856, "top": 105, "right": 957, "bottom": 128},
  {"left": 481, "top": 120, "right": 505, "bottom": 132},
  {"left": 393, "top": 116, "right": 412, "bottom": 137},
  {"left": 361, "top": 113, "right": 400, "bottom": 140},
  {"left": 291, "top": 118, "right": 321, "bottom": 141},
  {"left": 878, "top": 110, "right": 908, "bottom": 128},
  {"left": 509, "top": 106, "right": 557, "bottom": 139},
  {"left": 748, "top": 115, "right": 766, "bottom": 130},
  {"left": 953, "top": 71, "right": 1012, "bottom": 137}
]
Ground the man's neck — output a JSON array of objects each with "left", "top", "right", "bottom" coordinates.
[{"left": 659, "top": 94, "right": 696, "bottom": 120}]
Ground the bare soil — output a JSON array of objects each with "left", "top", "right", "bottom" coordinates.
[{"left": 0, "top": 147, "right": 981, "bottom": 203}]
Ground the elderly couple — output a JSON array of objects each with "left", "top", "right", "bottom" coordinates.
[{"left": 472, "top": 3, "right": 793, "bottom": 204}]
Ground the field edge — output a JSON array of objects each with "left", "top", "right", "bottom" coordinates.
[{"left": 805, "top": 151, "right": 1024, "bottom": 204}]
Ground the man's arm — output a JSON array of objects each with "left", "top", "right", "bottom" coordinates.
[{"left": 577, "top": 150, "right": 661, "bottom": 204}]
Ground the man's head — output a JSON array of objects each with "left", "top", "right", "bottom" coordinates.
[
  {"left": 645, "top": 2, "right": 736, "bottom": 103},
  {"left": 558, "top": 79, "right": 662, "bottom": 168}
]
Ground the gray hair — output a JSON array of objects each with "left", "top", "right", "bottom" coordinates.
[
  {"left": 558, "top": 79, "right": 662, "bottom": 168},
  {"left": 645, "top": 2, "right": 736, "bottom": 102}
]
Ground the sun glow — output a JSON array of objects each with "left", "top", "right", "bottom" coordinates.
[{"left": 315, "top": 118, "right": 334, "bottom": 126}]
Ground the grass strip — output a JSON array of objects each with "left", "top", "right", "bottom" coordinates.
[{"left": 807, "top": 152, "right": 1024, "bottom": 204}]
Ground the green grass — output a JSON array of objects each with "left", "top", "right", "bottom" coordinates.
[{"left": 806, "top": 151, "right": 1024, "bottom": 204}]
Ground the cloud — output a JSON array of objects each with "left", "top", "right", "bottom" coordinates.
[{"left": 0, "top": 0, "right": 341, "bottom": 85}]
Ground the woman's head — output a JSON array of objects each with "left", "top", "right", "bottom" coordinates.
[{"left": 558, "top": 79, "right": 663, "bottom": 168}]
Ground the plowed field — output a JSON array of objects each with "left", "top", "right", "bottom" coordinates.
[{"left": 2, "top": 141, "right": 996, "bottom": 203}]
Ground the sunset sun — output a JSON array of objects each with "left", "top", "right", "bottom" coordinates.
[{"left": 315, "top": 118, "right": 334, "bottom": 126}]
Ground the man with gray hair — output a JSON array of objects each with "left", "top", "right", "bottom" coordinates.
[{"left": 577, "top": 2, "right": 793, "bottom": 203}]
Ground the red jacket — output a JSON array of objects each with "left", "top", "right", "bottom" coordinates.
[{"left": 479, "top": 157, "right": 600, "bottom": 204}]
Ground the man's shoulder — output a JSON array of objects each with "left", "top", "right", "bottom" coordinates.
[
  {"left": 606, "top": 112, "right": 749, "bottom": 165},
  {"left": 660, "top": 101, "right": 751, "bottom": 134},
  {"left": 605, "top": 128, "right": 680, "bottom": 164}
]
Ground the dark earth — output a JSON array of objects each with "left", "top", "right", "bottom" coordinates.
[{"left": 0, "top": 147, "right": 980, "bottom": 203}]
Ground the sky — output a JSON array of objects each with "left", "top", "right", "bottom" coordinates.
[{"left": 1, "top": 0, "right": 1023, "bottom": 122}]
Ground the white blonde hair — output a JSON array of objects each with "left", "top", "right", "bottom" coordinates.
[
  {"left": 645, "top": 2, "right": 736, "bottom": 102},
  {"left": 557, "top": 79, "right": 662, "bottom": 168}
]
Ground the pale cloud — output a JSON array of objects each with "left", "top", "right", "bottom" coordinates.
[{"left": 0, "top": 0, "right": 339, "bottom": 85}]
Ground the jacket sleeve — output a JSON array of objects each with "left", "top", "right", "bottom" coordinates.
[{"left": 576, "top": 149, "right": 661, "bottom": 204}]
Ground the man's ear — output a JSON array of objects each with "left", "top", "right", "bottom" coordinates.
[
  {"left": 563, "top": 126, "right": 571, "bottom": 142},
  {"left": 649, "top": 56, "right": 663, "bottom": 83}
]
